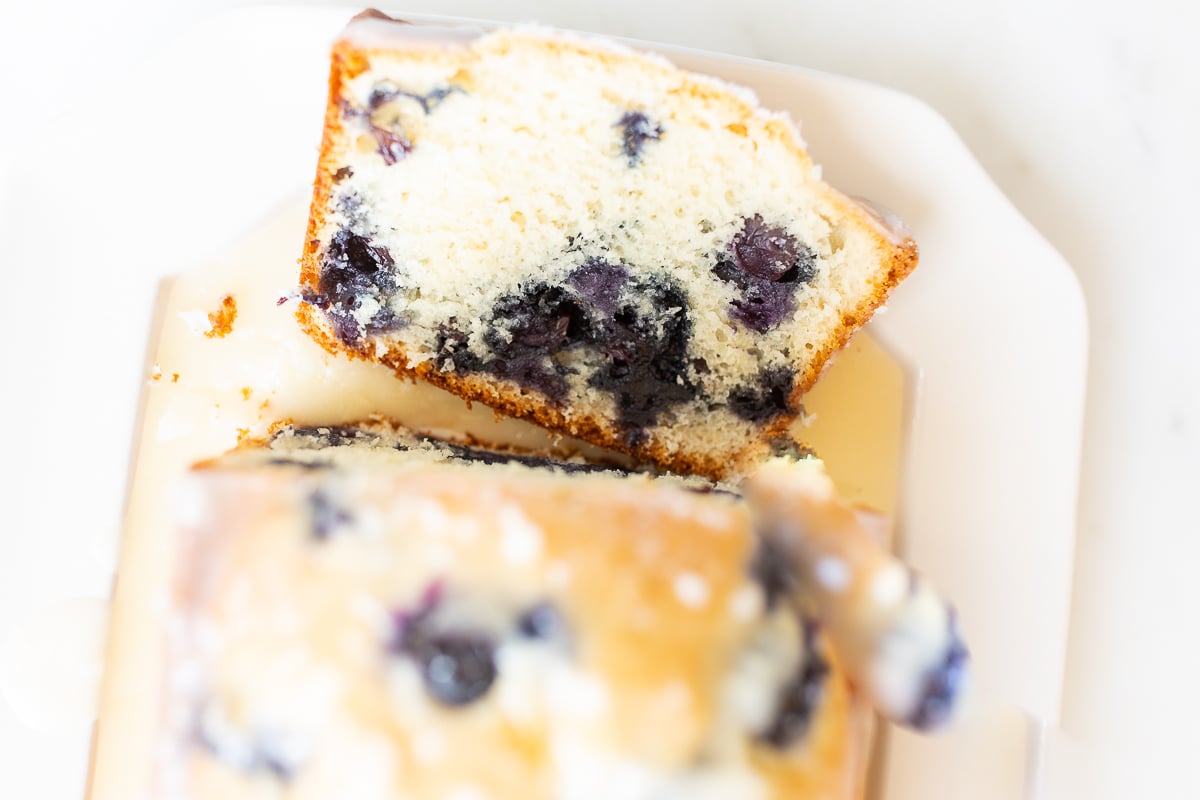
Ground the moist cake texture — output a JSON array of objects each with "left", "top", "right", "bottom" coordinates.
[
  {"left": 297, "top": 15, "right": 918, "bottom": 479},
  {"left": 158, "top": 423, "right": 868, "bottom": 799}
]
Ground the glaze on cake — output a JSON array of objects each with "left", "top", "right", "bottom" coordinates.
[{"left": 158, "top": 423, "right": 870, "bottom": 799}]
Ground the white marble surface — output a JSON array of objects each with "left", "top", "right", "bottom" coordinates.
[{"left": 1, "top": 1, "right": 1197, "bottom": 798}]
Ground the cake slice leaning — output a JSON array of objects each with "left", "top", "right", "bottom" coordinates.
[{"left": 297, "top": 13, "right": 917, "bottom": 480}]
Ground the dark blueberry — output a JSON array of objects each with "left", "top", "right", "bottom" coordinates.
[
  {"left": 437, "top": 287, "right": 582, "bottom": 402},
  {"left": 310, "top": 229, "right": 402, "bottom": 345},
  {"left": 438, "top": 261, "right": 695, "bottom": 434},
  {"left": 727, "top": 367, "right": 796, "bottom": 423},
  {"left": 616, "top": 111, "right": 663, "bottom": 165},
  {"left": 517, "top": 602, "right": 567, "bottom": 640},
  {"left": 714, "top": 216, "right": 817, "bottom": 333},
  {"left": 496, "top": 286, "right": 587, "bottom": 351},
  {"left": 759, "top": 621, "right": 830, "bottom": 748},
  {"left": 731, "top": 215, "right": 815, "bottom": 282},
  {"left": 907, "top": 619, "right": 970, "bottom": 731},
  {"left": 332, "top": 165, "right": 353, "bottom": 182},
  {"left": 585, "top": 278, "right": 695, "bottom": 433},
  {"left": 327, "top": 230, "right": 395, "bottom": 287},
  {"left": 435, "top": 331, "right": 509, "bottom": 386},
  {"left": 391, "top": 594, "right": 496, "bottom": 707},
  {"left": 712, "top": 259, "right": 797, "bottom": 333},
  {"left": 433, "top": 322, "right": 472, "bottom": 361},
  {"left": 308, "top": 489, "right": 352, "bottom": 540},
  {"left": 410, "top": 634, "right": 497, "bottom": 707},
  {"left": 370, "top": 126, "right": 412, "bottom": 165},
  {"left": 749, "top": 536, "right": 795, "bottom": 612}
]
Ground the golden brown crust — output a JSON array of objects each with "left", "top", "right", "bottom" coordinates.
[
  {"left": 203, "top": 294, "right": 238, "bottom": 339},
  {"left": 296, "top": 29, "right": 918, "bottom": 482}
]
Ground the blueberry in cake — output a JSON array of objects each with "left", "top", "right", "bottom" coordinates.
[
  {"left": 743, "top": 459, "right": 970, "bottom": 732},
  {"left": 297, "top": 13, "right": 918, "bottom": 480},
  {"left": 159, "top": 422, "right": 870, "bottom": 799}
]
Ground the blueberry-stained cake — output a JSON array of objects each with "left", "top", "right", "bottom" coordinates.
[{"left": 297, "top": 13, "right": 917, "bottom": 480}]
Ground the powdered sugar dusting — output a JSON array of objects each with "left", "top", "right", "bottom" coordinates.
[{"left": 673, "top": 572, "right": 711, "bottom": 609}]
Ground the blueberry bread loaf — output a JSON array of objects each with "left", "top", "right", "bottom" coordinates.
[
  {"left": 297, "top": 13, "right": 918, "bottom": 480},
  {"left": 159, "top": 422, "right": 869, "bottom": 799}
]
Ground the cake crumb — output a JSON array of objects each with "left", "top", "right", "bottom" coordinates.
[
  {"left": 172, "top": 373, "right": 180, "bottom": 383},
  {"left": 204, "top": 294, "right": 238, "bottom": 338},
  {"left": 241, "top": 387, "right": 253, "bottom": 400}
]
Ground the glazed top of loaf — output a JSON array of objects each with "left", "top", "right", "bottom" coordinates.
[{"left": 162, "top": 425, "right": 862, "bottom": 799}]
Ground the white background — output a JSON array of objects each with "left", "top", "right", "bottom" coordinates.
[{"left": 1, "top": 1, "right": 1198, "bottom": 797}]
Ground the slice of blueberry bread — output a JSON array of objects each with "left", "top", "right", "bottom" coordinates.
[
  {"left": 159, "top": 423, "right": 869, "bottom": 799},
  {"left": 296, "top": 13, "right": 918, "bottom": 480}
]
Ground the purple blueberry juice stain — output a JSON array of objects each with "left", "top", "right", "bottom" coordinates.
[
  {"left": 714, "top": 215, "right": 816, "bottom": 333},
  {"left": 517, "top": 602, "right": 567, "bottom": 640},
  {"left": 727, "top": 366, "right": 796, "bottom": 423},
  {"left": 435, "top": 259, "right": 696, "bottom": 436},
  {"left": 340, "top": 83, "right": 462, "bottom": 165},
  {"left": 616, "top": 111, "right": 663, "bottom": 165},
  {"left": 370, "top": 127, "right": 412, "bottom": 165},
  {"left": 568, "top": 259, "right": 628, "bottom": 315},
  {"left": 749, "top": 537, "right": 795, "bottom": 612},
  {"left": 730, "top": 215, "right": 814, "bottom": 282},
  {"left": 306, "top": 228, "right": 405, "bottom": 346},
  {"left": 907, "top": 615, "right": 970, "bottom": 731},
  {"left": 759, "top": 620, "right": 830, "bottom": 748},
  {"left": 308, "top": 489, "right": 352, "bottom": 540}
]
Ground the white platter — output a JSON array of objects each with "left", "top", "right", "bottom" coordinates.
[{"left": 0, "top": 7, "right": 1086, "bottom": 799}]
